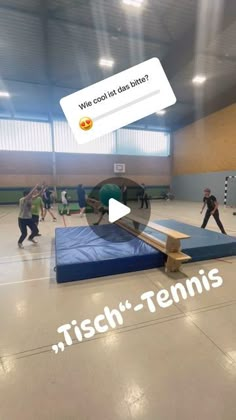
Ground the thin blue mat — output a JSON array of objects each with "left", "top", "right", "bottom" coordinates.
[{"left": 146, "top": 219, "right": 236, "bottom": 261}]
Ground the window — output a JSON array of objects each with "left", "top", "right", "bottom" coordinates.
[
  {"left": 0, "top": 119, "right": 52, "bottom": 151},
  {"left": 0, "top": 118, "right": 170, "bottom": 156},
  {"left": 53, "top": 120, "right": 116, "bottom": 154},
  {"left": 116, "top": 129, "right": 170, "bottom": 156}
]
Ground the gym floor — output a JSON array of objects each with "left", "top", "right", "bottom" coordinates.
[{"left": 0, "top": 201, "right": 236, "bottom": 420}]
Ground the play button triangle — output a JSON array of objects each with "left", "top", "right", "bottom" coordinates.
[{"left": 108, "top": 198, "right": 131, "bottom": 223}]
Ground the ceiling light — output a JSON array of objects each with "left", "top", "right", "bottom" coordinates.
[
  {"left": 192, "top": 75, "right": 206, "bottom": 85},
  {"left": 0, "top": 91, "right": 10, "bottom": 98},
  {"left": 122, "top": 0, "right": 144, "bottom": 8},
  {"left": 99, "top": 58, "right": 114, "bottom": 68},
  {"left": 156, "top": 110, "right": 166, "bottom": 115}
]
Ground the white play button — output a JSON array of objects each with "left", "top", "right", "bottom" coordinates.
[{"left": 108, "top": 198, "right": 131, "bottom": 223}]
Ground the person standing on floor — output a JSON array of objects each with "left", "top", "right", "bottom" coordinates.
[
  {"left": 121, "top": 184, "right": 128, "bottom": 206},
  {"left": 140, "top": 183, "right": 149, "bottom": 209},
  {"left": 42, "top": 186, "right": 57, "bottom": 221},
  {"left": 18, "top": 184, "right": 40, "bottom": 248},
  {"left": 200, "top": 188, "right": 227, "bottom": 234},
  {"left": 60, "top": 189, "right": 70, "bottom": 216},
  {"left": 31, "top": 188, "right": 44, "bottom": 236},
  {"left": 77, "top": 184, "right": 86, "bottom": 217}
]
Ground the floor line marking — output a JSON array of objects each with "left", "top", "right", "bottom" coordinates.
[
  {"left": 2, "top": 296, "right": 236, "bottom": 360},
  {"left": 0, "top": 276, "right": 51, "bottom": 287},
  {"left": 0, "top": 256, "right": 53, "bottom": 265},
  {"left": 217, "top": 259, "right": 233, "bottom": 264},
  {"left": 186, "top": 300, "right": 236, "bottom": 315},
  {"left": 0, "top": 212, "right": 11, "bottom": 219},
  {"left": 185, "top": 314, "right": 236, "bottom": 365},
  {"left": 0, "top": 251, "right": 55, "bottom": 260},
  {"left": 0, "top": 253, "right": 54, "bottom": 260},
  {"left": 1, "top": 313, "right": 186, "bottom": 359}
]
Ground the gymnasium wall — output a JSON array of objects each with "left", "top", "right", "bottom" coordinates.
[
  {"left": 172, "top": 171, "right": 236, "bottom": 203},
  {"left": 172, "top": 104, "right": 236, "bottom": 203},
  {"left": 0, "top": 151, "right": 171, "bottom": 203}
]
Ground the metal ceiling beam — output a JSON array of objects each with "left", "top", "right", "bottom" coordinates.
[
  {"left": 0, "top": 77, "right": 85, "bottom": 92},
  {"left": 2, "top": 78, "right": 49, "bottom": 87},
  {"left": 1, "top": 77, "right": 192, "bottom": 109},
  {"left": 173, "top": 100, "right": 193, "bottom": 107},
  {"left": 0, "top": 4, "right": 37, "bottom": 16},
  {"left": 39, "top": 0, "right": 57, "bottom": 189},
  {"left": 40, "top": 0, "right": 51, "bottom": 86},
  {"left": 162, "top": 1, "right": 236, "bottom": 80},
  {"left": 0, "top": 4, "right": 169, "bottom": 47},
  {"left": 50, "top": 14, "right": 170, "bottom": 46},
  {"left": 200, "top": 52, "right": 236, "bottom": 63}
]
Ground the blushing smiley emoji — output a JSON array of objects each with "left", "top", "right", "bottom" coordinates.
[{"left": 79, "top": 117, "right": 93, "bottom": 131}]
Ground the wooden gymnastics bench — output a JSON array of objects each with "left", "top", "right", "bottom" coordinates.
[{"left": 116, "top": 214, "right": 191, "bottom": 272}]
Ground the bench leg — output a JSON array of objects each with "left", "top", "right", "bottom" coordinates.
[
  {"left": 166, "top": 237, "right": 181, "bottom": 253},
  {"left": 133, "top": 221, "right": 140, "bottom": 230},
  {"left": 165, "top": 256, "right": 182, "bottom": 272}
]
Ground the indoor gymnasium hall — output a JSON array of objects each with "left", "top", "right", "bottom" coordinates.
[{"left": 0, "top": 1, "right": 236, "bottom": 419}]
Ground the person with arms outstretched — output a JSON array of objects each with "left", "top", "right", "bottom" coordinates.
[{"left": 18, "top": 184, "right": 43, "bottom": 248}]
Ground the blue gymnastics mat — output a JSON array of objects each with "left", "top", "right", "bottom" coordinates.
[
  {"left": 55, "top": 220, "right": 236, "bottom": 283},
  {"left": 145, "top": 219, "right": 236, "bottom": 262},
  {"left": 55, "top": 225, "right": 165, "bottom": 283}
]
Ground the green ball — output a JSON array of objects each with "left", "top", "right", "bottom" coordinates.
[{"left": 99, "top": 184, "right": 121, "bottom": 206}]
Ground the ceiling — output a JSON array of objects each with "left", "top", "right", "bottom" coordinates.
[{"left": 0, "top": 0, "right": 235, "bottom": 131}]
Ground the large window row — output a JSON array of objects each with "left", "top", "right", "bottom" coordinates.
[{"left": 0, "top": 119, "right": 170, "bottom": 156}]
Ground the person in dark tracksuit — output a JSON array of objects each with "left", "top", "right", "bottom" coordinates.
[
  {"left": 200, "top": 188, "right": 226, "bottom": 234},
  {"left": 121, "top": 184, "right": 128, "bottom": 206},
  {"left": 42, "top": 187, "right": 57, "bottom": 221},
  {"left": 140, "top": 183, "right": 149, "bottom": 209}
]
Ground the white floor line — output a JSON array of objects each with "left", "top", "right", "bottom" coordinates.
[
  {"left": 0, "top": 251, "right": 54, "bottom": 260},
  {"left": 0, "top": 276, "right": 51, "bottom": 287}
]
